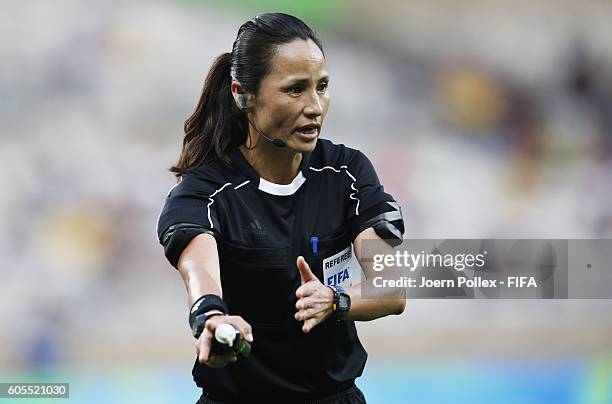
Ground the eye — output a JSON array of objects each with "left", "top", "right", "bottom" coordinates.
[
  {"left": 288, "top": 86, "right": 303, "bottom": 95},
  {"left": 317, "top": 81, "right": 329, "bottom": 93}
]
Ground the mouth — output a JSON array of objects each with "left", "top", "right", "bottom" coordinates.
[{"left": 294, "top": 123, "right": 321, "bottom": 137}]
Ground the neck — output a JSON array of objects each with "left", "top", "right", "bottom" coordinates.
[{"left": 240, "top": 138, "right": 302, "bottom": 185}]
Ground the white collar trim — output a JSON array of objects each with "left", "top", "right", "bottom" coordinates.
[{"left": 258, "top": 171, "right": 306, "bottom": 196}]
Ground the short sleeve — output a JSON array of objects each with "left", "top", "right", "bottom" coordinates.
[
  {"left": 345, "top": 150, "right": 404, "bottom": 240},
  {"left": 156, "top": 173, "right": 222, "bottom": 267}
]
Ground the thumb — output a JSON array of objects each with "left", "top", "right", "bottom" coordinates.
[{"left": 297, "top": 256, "right": 317, "bottom": 284}]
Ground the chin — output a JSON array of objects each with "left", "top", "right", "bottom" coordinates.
[{"left": 291, "top": 137, "right": 318, "bottom": 153}]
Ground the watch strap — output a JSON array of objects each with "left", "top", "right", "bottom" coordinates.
[{"left": 328, "top": 285, "right": 350, "bottom": 321}]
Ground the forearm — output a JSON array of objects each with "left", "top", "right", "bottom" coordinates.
[
  {"left": 177, "top": 233, "right": 223, "bottom": 307},
  {"left": 348, "top": 227, "right": 406, "bottom": 321},
  {"left": 345, "top": 282, "right": 405, "bottom": 321},
  {"left": 182, "top": 267, "right": 222, "bottom": 307}
]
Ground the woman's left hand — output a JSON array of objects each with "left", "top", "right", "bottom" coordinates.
[{"left": 294, "top": 256, "right": 334, "bottom": 333}]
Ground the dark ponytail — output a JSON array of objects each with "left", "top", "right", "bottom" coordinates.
[
  {"left": 170, "top": 13, "right": 323, "bottom": 177},
  {"left": 170, "top": 52, "right": 248, "bottom": 176}
]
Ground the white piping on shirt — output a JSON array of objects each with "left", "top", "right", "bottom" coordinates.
[
  {"left": 157, "top": 178, "right": 251, "bottom": 241},
  {"left": 309, "top": 166, "right": 342, "bottom": 173},
  {"left": 234, "top": 180, "right": 250, "bottom": 190},
  {"left": 309, "top": 165, "right": 360, "bottom": 216},
  {"left": 207, "top": 182, "right": 233, "bottom": 228}
]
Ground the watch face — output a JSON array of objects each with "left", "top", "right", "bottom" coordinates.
[{"left": 338, "top": 293, "right": 350, "bottom": 311}]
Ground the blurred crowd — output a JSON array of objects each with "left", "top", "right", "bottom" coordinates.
[{"left": 1, "top": 0, "right": 611, "bottom": 371}]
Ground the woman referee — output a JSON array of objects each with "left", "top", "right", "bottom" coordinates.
[{"left": 156, "top": 13, "right": 406, "bottom": 404}]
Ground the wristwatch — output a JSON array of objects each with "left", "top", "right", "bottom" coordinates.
[{"left": 328, "top": 285, "right": 351, "bottom": 321}]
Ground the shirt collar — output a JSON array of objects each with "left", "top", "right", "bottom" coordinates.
[{"left": 229, "top": 147, "right": 312, "bottom": 196}]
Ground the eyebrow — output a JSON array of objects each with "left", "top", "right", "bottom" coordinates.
[{"left": 283, "top": 75, "right": 330, "bottom": 86}]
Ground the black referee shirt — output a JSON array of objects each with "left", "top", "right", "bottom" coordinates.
[{"left": 156, "top": 138, "right": 401, "bottom": 400}]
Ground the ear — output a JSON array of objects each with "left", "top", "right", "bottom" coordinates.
[{"left": 231, "top": 80, "right": 253, "bottom": 110}]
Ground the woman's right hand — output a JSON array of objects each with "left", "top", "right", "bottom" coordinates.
[{"left": 196, "top": 314, "right": 253, "bottom": 368}]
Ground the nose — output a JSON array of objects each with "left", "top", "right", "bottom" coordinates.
[{"left": 303, "top": 90, "right": 324, "bottom": 118}]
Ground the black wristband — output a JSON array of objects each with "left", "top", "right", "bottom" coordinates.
[
  {"left": 188, "top": 294, "right": 228, "bottom": 331},
  {"left": 191, "top": 311, "right": 225, "bottom": 339}
]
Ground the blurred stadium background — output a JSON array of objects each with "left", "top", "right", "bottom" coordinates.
[{"left": 1, "top": 0, "right": 611, "bottom": 402}]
